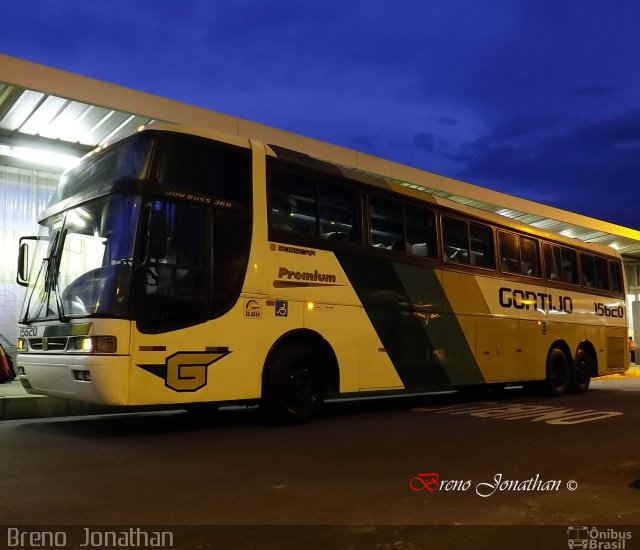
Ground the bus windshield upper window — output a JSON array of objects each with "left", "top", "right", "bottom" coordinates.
[
  {"left": 55, "top": 137, "right": 153, "bottom": 203},
  {"left": 157, "top": 134, "right": 251, "bottom": 205}
]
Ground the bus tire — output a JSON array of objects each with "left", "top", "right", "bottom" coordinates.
[
  {"left": 261, "top": 343, "right": 325, "bottom": 424},
  {"left": 544, "top": 347, "right": 570, "bottom": 397},
  {"left": 569, "top": 349, "right": 592, "bottom": 394}
]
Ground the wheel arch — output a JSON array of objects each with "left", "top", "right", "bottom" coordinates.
[
  {"left": 263, "top": 329, "right": 340, "bottom": 395},
  {"left": 547, "top": 339, "right": 573, "bottom": 365}
]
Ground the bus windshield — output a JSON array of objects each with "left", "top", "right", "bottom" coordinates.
[
  {"left": 21, "top": 195, "right": 141, "bottom": 323},
  {"left": 52, "top": 136, "right": 152, "bottom": 204}
]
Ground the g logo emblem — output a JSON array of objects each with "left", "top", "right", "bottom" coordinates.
[
  {"left": 137, "top": 349, "right": 230, "bottom": 392},
  {"left": 165, "top": 352, "right": 226, "bottom": 392}
]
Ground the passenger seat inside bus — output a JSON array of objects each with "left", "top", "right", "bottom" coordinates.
[{"left": 410, "top": 243, "right": 428, "bottom": 257}]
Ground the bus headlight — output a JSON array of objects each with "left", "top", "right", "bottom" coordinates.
[
  {"left": 17, "top": 338, "right": 26, "bottom": 352},
  {"left": 73, "top": 336, "right": 117, "bottom": 354}
]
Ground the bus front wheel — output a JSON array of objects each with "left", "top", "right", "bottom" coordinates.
[
  {"left": 544, "top": 348, "right": 570, "bottom": 397},
  {"left": 261, "top": 343, "right": 325, "bottom": 424}
]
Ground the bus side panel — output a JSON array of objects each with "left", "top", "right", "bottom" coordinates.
[
  {"left": 337, "top": 254, "right": 484, "bottom": 390},
  {"left": 474, "top": 318, "right": 518, "bottom": 382},
  {"left": 518, "top": 319, "right": 547, "bottom": 381},
  {"left": 300, "top": 303, "right": 393, "bottom": 392},
  {"left": 355, "top": 307, "right": 404, "bottom": 391},
  {"left": 605, "top": 326, "right": 627, "bottom": 374},
  {"left": 128, "top": 297, "right": 312, "bottom": 405}
]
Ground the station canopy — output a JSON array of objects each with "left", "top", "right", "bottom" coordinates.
[{"left": 2, "top": 53, "right": 640, "bottom": 260}]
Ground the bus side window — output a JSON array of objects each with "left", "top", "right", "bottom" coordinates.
[
  {"left": 369, "top": 197, "right": 403, "bottom": 251},
  {"left": 442, "top": 217, "right": 470, "bottom": 264},
  {"left": 543, "top": 243, "right": 561, "bottom": 281},
  {"left": 560, "top": 247, "right": 579, "bottom": 285},
  {"left": 580, "top": 253, "right": 595, "bottom": 287},
  {"left": 319, "top": 183, "right": 359, "bottom": 242},
  {"left": 405, "top": 206, "right": 437, "bottom": 258},
  {"left": 520, "top": 237, "right": 540, "bottom": 277},
  {"left": 469, "top": 223, "right": 495, "bottom": 269},
  {"left": 592, "top": 255, "right": 610, "bottom": 290},
  {"left": 498, "top": 231, "right": 520, "bottom": 274},
  {"left": 610, "top": 260, "right": 623, "bottom": 294},
  {"left": 270, "top": 171, "right": 317, "bottom": 235}
]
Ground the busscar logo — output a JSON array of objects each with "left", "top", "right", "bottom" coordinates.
[
  {"left": 138, "top": 349, "right": 230, "bottom": 392},
  {"left": 276, "top": 244, "right": 316, "bottom": 256},
  {"left": 274, "top": 267, "right": 341, "bottom": 288}
]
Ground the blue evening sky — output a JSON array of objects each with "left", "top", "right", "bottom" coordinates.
[{"left": 2, "top": 1, "right": 639, "bottom": 228}]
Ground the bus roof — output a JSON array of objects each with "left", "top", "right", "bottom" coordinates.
[{"left": 137, "top": 123, "right": 621, "bottom": 259}]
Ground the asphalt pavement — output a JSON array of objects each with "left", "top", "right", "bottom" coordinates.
[{"left": 2, "top": 365, "right": 639, "bottom": 420}]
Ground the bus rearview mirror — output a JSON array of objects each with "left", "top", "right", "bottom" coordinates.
[{"left": 16, "top": 237, "right": 38, "bottom": 287}]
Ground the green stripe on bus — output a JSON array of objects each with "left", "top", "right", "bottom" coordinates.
[{"left": 336, "top": 253, "right": 484, "bottom": 390}]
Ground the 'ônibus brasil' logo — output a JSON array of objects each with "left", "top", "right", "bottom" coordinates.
[{"left": 137, "top": 349, "right": 230, "bottom": 392}]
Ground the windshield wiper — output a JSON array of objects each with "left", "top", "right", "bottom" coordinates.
[
  {"left": 21, "top": 231, "right": 69, "bottom": 324},
  {"left": 20, "top": 258, "right": 49, "bottom": 324},
  {"left": 47, "top": 251, "right": 69, "bottom": 324}
]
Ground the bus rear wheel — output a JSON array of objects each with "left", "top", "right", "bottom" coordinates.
[
  {"left": 261, "top": 343, "right": 325, "bottom": 424},
  {"left": 569, "top": 349, "right": 592, "bottom": 394},
  {"left": 544, "top": 347, "right": 570, "bottom": 397}
]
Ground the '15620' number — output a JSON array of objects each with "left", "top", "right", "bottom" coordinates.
[{"left": 594, "top": 302, "right": 624, "bottom": 318}]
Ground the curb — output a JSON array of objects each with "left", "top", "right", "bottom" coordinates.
[
  {"left": 597, "top": 366, "right": 640, "bottom": 381},
  {"left": 0, "top": 388, "right": 164, "bottom": 421}
]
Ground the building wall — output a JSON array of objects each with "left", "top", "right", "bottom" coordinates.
[{"left": 0, "top": 166, "right": 58, "bottom": 359}]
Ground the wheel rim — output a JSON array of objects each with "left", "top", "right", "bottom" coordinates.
[
  {"left": 550, "top": 356, "right": 568, "bottom": 389},
  {"left": 575, "top": 358, "right": 589, "bottom": 384},
  {"left": 283, "top": 361, "right": 320, "bottom": 412}
]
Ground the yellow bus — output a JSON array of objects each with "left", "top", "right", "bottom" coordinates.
[{"left": 15, "top": 124, "right": 628, "bottom": 423}]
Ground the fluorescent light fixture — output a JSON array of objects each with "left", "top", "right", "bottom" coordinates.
[{"left": 0, "top": 144, "right": 81, "bottom": 170}]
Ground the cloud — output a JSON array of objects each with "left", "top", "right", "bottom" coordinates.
[{"left": 452, "top": 108, "right": 640, "bottom": 228}]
